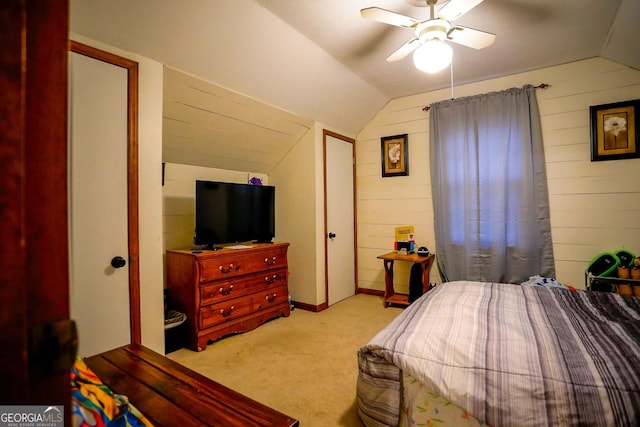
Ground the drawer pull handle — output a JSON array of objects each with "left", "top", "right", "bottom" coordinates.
[
  {"left": 219, "top": 284, "right": 234, "bottom": 295},
  {"left": 264, "top": 256, "right": 277, "bottom": 265},
  {"left": 265, "top": 293, "right": 277, "bottom": 303},
  {"left": 265, "top": 274, "right": 279, "bottom": 284},
  {"left": 219, "top": 263, "right": 234, "bottom": 273},
  {"left": 220, "top": 306, "right": 235, "bottom": 317}
]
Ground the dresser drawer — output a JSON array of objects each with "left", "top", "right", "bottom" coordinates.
[
  {"left": 199, "top": 297, "right": 253, "bottom": 329},
  {"left": 166, "top": 243, "right": 290, "bottom": 351},
  {"left": 253, "top": 285, "right": 289, "bottom": 312},
  {"left": 200, "top": 268, "right": 288, "bottom": 306},
  {"left": 197, "top": 247, "right": 288, "bottom": 282}
]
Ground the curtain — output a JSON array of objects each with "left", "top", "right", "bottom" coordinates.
[{"left": 429, "top": 85, "right": 555, "bottom": 283}]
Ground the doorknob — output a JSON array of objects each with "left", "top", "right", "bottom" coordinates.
[
  {"left": 111, "top": 256, "right": 127, "bottom": 268},
  {"left": 328, "top": 232, "right": 336, "bottom": 239}
]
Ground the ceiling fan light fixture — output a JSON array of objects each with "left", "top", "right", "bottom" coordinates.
[
  {"left": 413, "top": 39, "right": 452, "bottom": 73},
  {"left": 415, "top": 19, "right": 450, "bottom": 44}
]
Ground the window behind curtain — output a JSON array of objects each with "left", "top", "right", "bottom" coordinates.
[{"left": 429, "top": 85, "right": 555, "bottom": 283}]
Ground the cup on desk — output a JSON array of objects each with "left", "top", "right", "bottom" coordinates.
[{"left": 399, "top": 248, "right": 408, "bottom": 255}]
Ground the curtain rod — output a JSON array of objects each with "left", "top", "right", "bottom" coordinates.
[{"left": 421, "top": 83, "right": 550, "bottom": 111}]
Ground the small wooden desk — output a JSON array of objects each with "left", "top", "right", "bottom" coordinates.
[{"left": 377, "top": 252, "right": 435, "bottom": 307}]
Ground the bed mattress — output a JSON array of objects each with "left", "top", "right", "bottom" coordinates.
[{"left": 357, "top": 281, "right": 640, "bottom": 426}]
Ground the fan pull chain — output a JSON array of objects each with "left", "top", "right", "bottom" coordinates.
[{"left": 450, "top": 56, "right": 455, "bottom": 100}]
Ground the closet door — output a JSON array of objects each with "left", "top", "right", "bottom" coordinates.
[
  {"left": 69, "top": 50, "right": 131, "bottom": 357},
  {"left": 324, "top": 131, "right": 357, "bottom": 306}
]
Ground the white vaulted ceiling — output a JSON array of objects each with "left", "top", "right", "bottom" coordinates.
[{"left": 70, "top": 0, "right": 640, "bottom": 173}]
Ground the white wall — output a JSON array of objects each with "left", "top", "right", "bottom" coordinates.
[
  {"left": 271, "top": 123, "right": 356, "bottom": 307},
  {"left": 357, "top": 57, "right": 640, "bottom": 292},
  {"left": 162, "top": 163, "right": 268, "bottom": 252},
  {"left": 166, "top": 122, "right": 356, "bottom": 309},
  {"left": 71, "top": 34, "right": 165, "bottom": 353},
  {"left": 165, "top": 162, "right": 338, "bottom": 304},
  {"left": 270, "top": 128, "right": 318, "bottom": 304},
  {"left": 162, "top": 58, "right": 640, "bottom": 307},
  {"left": 163, "top": 145, "right": 323, "bottom": 307}
]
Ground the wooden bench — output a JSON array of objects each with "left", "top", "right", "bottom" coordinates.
[{"left": 84, "top": 344, "right": 299, "bottom": 427}]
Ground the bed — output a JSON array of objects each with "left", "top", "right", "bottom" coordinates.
[{"left": 357, "top": 281, "right": 640, "bottom": 426}]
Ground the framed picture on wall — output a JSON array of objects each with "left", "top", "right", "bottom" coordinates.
[
  {"left": 381, "top": 134, "right": 409, "bottom": 177},
  {"left": 590, "top": 99, "right": 640, "bottom": 161}
]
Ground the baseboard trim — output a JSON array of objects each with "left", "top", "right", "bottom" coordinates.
[
  {"left": 356, "top": 287, "right": 384, "bottom": 297},
  {"left": 292, "top": 289, "right": 383, "bottom": 312},
  {"left": 292, "top": 301, "right": 328, "bottom": 312}
]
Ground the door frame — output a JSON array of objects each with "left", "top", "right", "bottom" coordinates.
[
  {"left": 322, "top": 129, "right": 358, "bottom": 306},
  {"left": 69, "top": 41, "right": 142, "bottom": 344}
]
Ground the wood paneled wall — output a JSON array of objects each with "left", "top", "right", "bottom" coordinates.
[
  {"left": 356, "top": 58, "right": 640, "bottom": 292},
  {"left": 162, "top": 163, "right": 268, "bottom": 252}
]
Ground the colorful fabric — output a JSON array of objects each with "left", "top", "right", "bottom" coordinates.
[{"left": 71, "top": 358, "right": 153, "bottom": 427}]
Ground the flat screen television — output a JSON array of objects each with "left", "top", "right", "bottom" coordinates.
[{"left": 194, "top": 180, "right": 275, "bottom": 248}]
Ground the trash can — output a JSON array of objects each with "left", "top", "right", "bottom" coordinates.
[{"left": 164, "top": 310, "right": 187, "bottom": 354}]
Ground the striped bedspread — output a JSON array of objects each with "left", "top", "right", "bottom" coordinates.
[{"left": 357, "top": 281, "right": 640, "bottom": 426}]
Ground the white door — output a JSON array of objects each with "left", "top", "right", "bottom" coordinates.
[
  {"left": 325, "top": 132, "right": 356, "bottom": 305},
  {"left": 69, "top": 51, "right": 131, "bottom": 357}
]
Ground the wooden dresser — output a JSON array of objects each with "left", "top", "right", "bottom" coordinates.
[{"left": 166, "top": 242, "right": 291, "bottom": 351}]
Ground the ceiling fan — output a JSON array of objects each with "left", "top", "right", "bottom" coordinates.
[{"left": 361, "top": 0, "right": 496, "bottom": 73}]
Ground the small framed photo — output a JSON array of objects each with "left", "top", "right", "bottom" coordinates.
[
  {"left": 381, "top": 134, "right": 408, "bottom": 177},
  {"left": 590, "top": 99, "right": 640, "bottom": 161}
]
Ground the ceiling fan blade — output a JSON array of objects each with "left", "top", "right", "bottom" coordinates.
[
  {"left": 386, "top": 38, "right": 420, "bottom": 62},
  {"left": 447, "top": 26, "right": 496, "bottom": 49},
  {"left": 438, "top": 0, "right": 485, "bottom": 21},
  {"left": 360, "top": 7, "right": 420, "bottom": 29}
]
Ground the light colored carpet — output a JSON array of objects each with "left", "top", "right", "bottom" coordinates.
[{"left": 167, "top": 293, "right": 403, "bottom": 426}]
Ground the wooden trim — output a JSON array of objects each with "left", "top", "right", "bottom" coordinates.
[
  {"left": 322, "top": 129, "right": 358, "bottom": 306},
  {"left": 1, "top": 0, "right": 30, "bottom": 401},
  {"left": 323, "top": 133, "right": 328, "bottom": 307},
  {"left": 0, "top": 0, "right": 70, "bottom": 405},
  {"left": 70, "top": 40, "right": 137, "bottom": 69},
  {"left": 356, "top": 288, "right": 384, "bottom": 298},
  {"left": 0, "top": 1, "right": 29, "bottom": 404},
  {"left": 69, "top": 41, "right": 142, "bottom": 345},
  {"left": 127, "top": 58, "right": 141, "bottom": 345},
  {"left": 25, "top": 0, "right": 71, "bottom": 406},
  {"left": 292, "top": 301, "right": 329, "bottom": 313}
]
